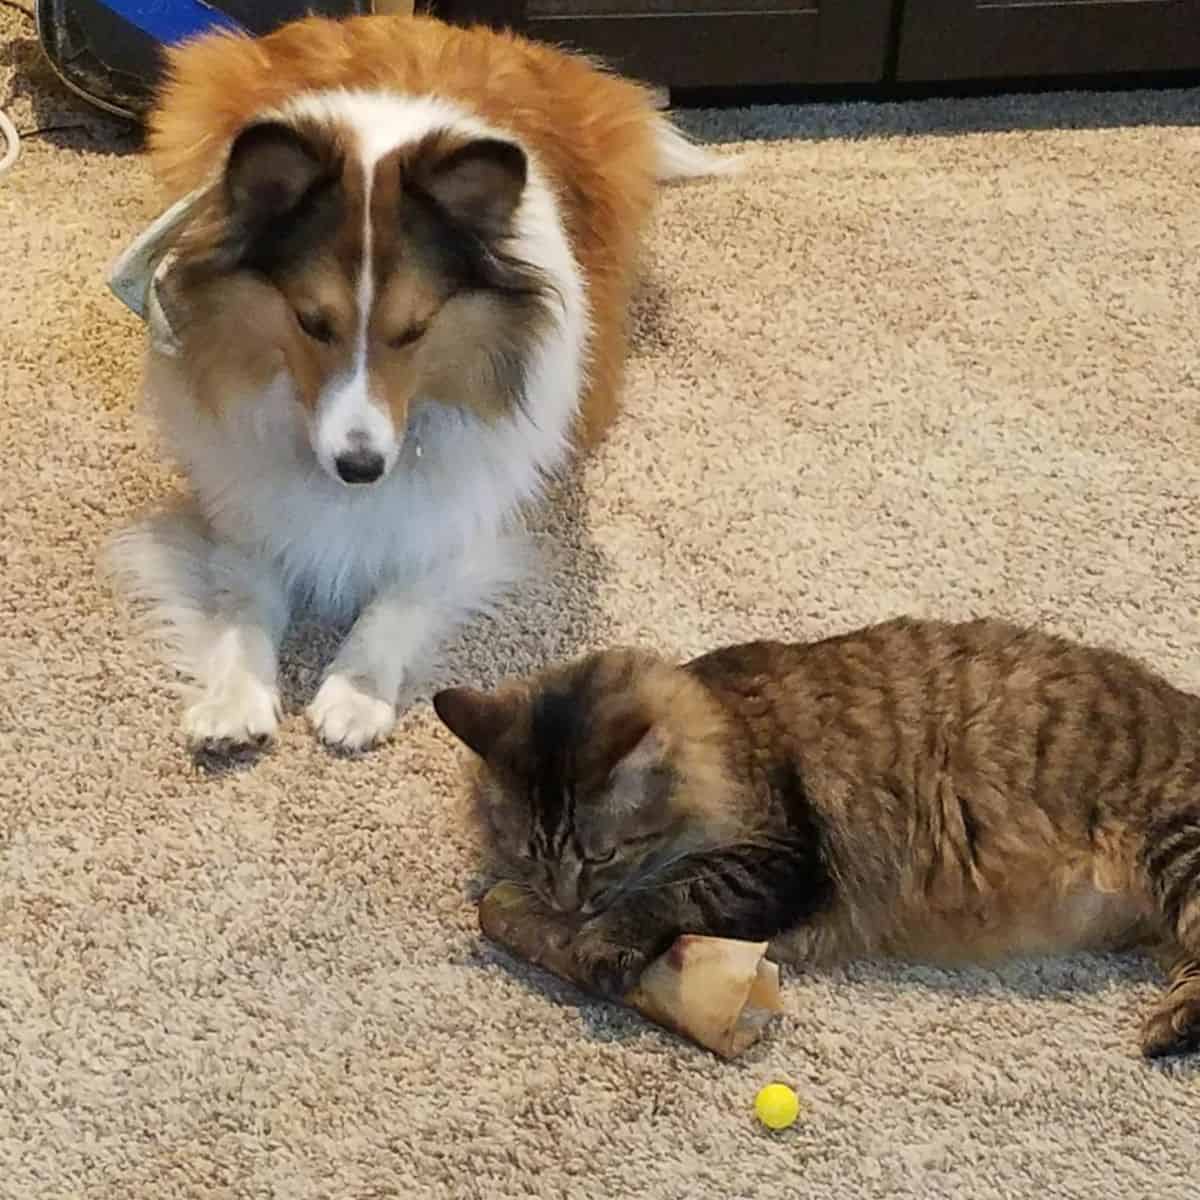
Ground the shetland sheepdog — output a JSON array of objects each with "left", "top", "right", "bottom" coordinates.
[{"left": 107, "top": 14, "right": 732, "bottom": 758}]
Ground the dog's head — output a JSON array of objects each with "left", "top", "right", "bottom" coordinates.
[{"left": 170, "top": 103, "right": 553, "bottom": 485}]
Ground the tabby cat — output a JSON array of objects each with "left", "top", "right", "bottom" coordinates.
[{"left": 433, "top": 617, "right": 1200, "bottom": 1058}]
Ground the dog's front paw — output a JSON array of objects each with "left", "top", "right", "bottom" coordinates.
[
  {"left": 183, "top": 673, "right": 281, "bottom": 763},
  {"left": 307, "top": 673, "right": 396, "bottom": 753}
]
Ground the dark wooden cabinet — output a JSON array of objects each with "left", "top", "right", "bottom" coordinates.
[
  {"left": 433, "top": 0, "right": 894, "bottom": 87},
  {"left": 431, "top": 0, "right": 1200, "bottom": 91},
  {"left": 898, "top": 0, "right": 1200, "bottom": 81}
]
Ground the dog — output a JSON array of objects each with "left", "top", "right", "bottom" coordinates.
[{"left": 106, "top": 14, "right": 732, "bottom": 759}]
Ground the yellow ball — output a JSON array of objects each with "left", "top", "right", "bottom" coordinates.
[{"left": 754, "top": 1083, "right": 800, "bottom": 1131}]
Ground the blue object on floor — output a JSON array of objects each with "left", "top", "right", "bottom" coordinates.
[
  {"left": 90, "top": 1, "right": 244, "bottom": 44},
  {"left": 36, "top": 0, "right": 373, "bottom": 118}
]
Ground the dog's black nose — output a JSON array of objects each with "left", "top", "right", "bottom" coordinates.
[{"left": 335, "top": 449, "right": 385, "bottom": 484}]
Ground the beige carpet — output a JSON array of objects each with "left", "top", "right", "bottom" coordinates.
[{"left": 4, "top": 10, "right": 1200, "bottom": 1196}]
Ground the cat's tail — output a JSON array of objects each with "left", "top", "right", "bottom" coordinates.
[{"left": 655, "top": 118, "right": 741, "bottom": 182}]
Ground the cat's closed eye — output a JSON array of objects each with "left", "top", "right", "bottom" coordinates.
[
  {"left": 619, "top": 832, "right": 663, "bottom": 851},
  {"left": 581, "top": 832, "right": 662, "bottom": 870}
]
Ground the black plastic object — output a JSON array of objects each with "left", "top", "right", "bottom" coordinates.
[{"left": 37, "top": 0, "right": 374, "bottom": 119}]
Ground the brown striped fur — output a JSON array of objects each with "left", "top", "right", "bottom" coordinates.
[{"left": 436, "top": 616, "right": 1200, "bottom": 1058}]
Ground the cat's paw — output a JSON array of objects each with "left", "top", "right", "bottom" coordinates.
[
  {"left": 570, "top": 924, "right": 655, "bottom": 999},
  {"left": 307, "top": 673, "right": 396, "bottom": 753},
  {"left": 1141, "top": 982, "right": 1200, "bottom": 1059},
  {"left": 183, "top": 673, "right": 281, "bottom": 764}
]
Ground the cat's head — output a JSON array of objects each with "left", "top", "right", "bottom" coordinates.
[{"left": 433, "top": 648, "right": 738, "bottom": 916}]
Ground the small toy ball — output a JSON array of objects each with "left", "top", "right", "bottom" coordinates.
[{"left": 754, "top": 1083, "right": 800, "bottom": 1131}]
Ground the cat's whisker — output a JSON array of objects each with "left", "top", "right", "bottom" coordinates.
[
  {"left": 616, "top": 839, "right": 784, "bottom": 901},
  {"left": 622, "top": 874, "right": 710, "bottom": 895}
]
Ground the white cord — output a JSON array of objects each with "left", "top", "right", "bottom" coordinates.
[
  {"left": 0, "top": 0, "right": 33, "bottom": 176},
  {"left": 0, "top": 107, "right": 19, "bottom": 177}
]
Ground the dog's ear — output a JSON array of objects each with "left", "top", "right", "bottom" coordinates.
[
  {"left": 218, "top": 121, "right": 342, "bottom": 271},
  {"left": 410, "top": 136, "right": 527, "bottom": 236},
  {"left": 433, "top": 686, "right": 523, "bottom": 760},
  {"left": 225, "top": 121, "right": 331, "bottom": 226}
]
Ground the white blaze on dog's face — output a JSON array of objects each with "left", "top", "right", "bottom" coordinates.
[{"left": 175, "top": 114, "right": 551, "bottom": 486}]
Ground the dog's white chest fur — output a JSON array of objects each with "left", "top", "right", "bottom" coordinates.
[{"left": 147, "top": 356, "right": 566, "bottom": 619}]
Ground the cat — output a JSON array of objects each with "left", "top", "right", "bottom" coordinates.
[{"left": 432, "top": 616, "right": 1200, "bottom": 1059}]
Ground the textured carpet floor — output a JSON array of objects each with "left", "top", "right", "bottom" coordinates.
[{"left": 3, "top": 11, "right": 1200, "bottom": 1197}]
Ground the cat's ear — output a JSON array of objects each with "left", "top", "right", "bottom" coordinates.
[
  {"left": 612, "top": 722, "right": 666, "bottom": 773},
  {"left": 606, "top": 722, "right": 671, "bottom": 813},
  {"left": 432, "top": 687, "right": 521, "bottom": 760}
]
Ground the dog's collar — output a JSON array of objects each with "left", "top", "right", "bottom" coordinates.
[{"left": 107, "top": 182, "right": 216, "bottom": 357}]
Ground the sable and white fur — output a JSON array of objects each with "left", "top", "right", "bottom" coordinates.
[{"left": 107, "top": 15, "right": 733, "bottom": 755}]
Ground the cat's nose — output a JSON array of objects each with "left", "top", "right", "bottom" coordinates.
[{"left": 552, "top": 872, "right": 582, "bottom": 913}]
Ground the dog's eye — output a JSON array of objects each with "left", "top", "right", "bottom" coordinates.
[
  {"left": 388, "top": 323, "right": 427, "bottom": 350},
  {"left": 296, "top": 310, "right": 336, "bottom": 344}
]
